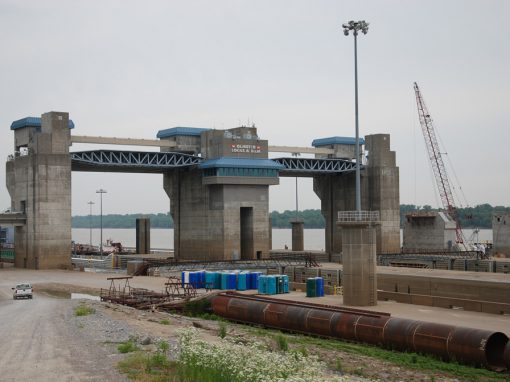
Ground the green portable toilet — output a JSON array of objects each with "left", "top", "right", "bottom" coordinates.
[{"left": 306, "top": 277, "right": 317, "bottom": 297}]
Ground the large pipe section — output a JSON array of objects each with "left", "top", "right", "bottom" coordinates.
[{"left": 211, "top": 292, "right": 509, "bottom": 371}]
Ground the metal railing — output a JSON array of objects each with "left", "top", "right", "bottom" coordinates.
[{"left": 337, "top": 210, "right": 380, "bottom": 222}]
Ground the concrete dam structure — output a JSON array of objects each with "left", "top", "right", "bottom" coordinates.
[{"left": 4, "top": 111, "right": 400, "bottom": 269}]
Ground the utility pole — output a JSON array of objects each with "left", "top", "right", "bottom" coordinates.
[{"left": 87, "top": 201, "right": 94, "bottom": 247}]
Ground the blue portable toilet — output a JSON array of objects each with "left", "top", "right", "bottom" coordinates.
[
  {"left": 252, "top": 272, "right": 262, "bottom": 290},
  {"left": 205, "top": 272, "right": 215, "bottom": 289},
  {"left": 258, "top": 275, "right": 267, "bottom": 294},
  {"left": 214, "top": 272, "right": 222, "bottom": 289},
  {"left": 237, "top": 272, "right": 248, "bottom": 291},
  {"left": 188, "top": 272, "right": 195, "bottom": 288},
  {"left": 227, "top": 273, "right": 237, "bottom": 289},
  {"left": 282, "top": 275, "right": 289, "bottom": 293},
  {"left": 266, "top": 276, "right": 277, "bottom": 295},
  {"left": 199, "top": 271, "right": 206, "bottom": 288},
  {"left": 316, "top": 277, "right": 324, "bottom": 297},
  {"left": 181, "top": 271, "right": 189, "bottom": 287},
  {"left": 220, "top": 272, "right": 229, "bottom": 290}
]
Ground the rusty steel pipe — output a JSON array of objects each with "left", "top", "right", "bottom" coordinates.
[{"left": 211, "top": 293, "right": 509, "bottom": 370}]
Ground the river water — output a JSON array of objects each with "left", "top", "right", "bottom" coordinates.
[{"left": 72, "top": 228, "right": 492, "bottom": 251}]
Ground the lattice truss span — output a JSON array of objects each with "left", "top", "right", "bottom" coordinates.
[
  {"left": 71, "top": 150, "right": 203, "bottom": 172},
  {"left": 71, "top": 150, "right": 360, "bottom": 175},
  {"left": 274, "top": 157, "right": 358, "bottom": 176}
]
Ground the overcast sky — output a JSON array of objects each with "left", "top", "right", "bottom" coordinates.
[{"left": 1, "top": 0, "right": 508, "bottom": 216}]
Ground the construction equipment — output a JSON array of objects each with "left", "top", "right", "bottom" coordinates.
[{"left": 413, "top": 82, "right": 464, "bottom": 245}]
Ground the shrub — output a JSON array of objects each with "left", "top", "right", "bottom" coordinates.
[
  {"left": 276, "top": 334, "right": 289, "bottom": 352},
  {"left": 218, "top": 322, "right": 227, "bottom": 339},
  {"left": 118, "top": 340, "right": 139, "bottom": 354},
  {"left": 74, "top": 305, "right": 95, "bottom": 316}
]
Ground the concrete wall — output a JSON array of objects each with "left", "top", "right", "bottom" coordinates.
[
  {"left": 313, "top": 134, "right": 400, "bottom": 255},
  {"left": 493, "top": 213, "right": 510, "bottom": 257},
  {"left": 403, "top": 212, "right": 457, "bottom": 251},
  {"left": 6, "top": 112, "right": 71, "bottom": 269}
]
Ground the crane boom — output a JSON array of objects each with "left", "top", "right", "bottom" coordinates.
[{"left": 413, "top": 82, "right": 463, "bottom": 244}]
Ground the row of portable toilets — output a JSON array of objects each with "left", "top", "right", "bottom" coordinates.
[
  {"left": 182, "top": 271, "right": 264, "bottom": 291},
  {"left": 181, "top": 270, "right": 324, "bottom": 297}
]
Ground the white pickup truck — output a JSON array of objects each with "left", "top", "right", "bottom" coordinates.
[{"left": 12, "top": 283, "right": 33, "bottom": 300}]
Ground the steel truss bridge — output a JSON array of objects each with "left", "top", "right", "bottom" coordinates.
[{"left": 71, "top": 150, "right": 359, "bottom": 176}]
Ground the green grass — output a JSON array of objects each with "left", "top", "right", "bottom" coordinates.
[
  {"left": 74, "top": 305, "right": 95, "bottom": 316},
  {"left": 159, "top": 319, "right": 170, "bottom": 325},
  {"left": 118, "top": 351, "right": 230, "bottom": 382},
  {"left": 118, "top": 352, "right": 176, "bottom": 381},
  {"left": 118, "top": 340, "right": 139, "bottom": 354},
  {"left": 243, "top": 326, "right": 508, "bottom": 382}
]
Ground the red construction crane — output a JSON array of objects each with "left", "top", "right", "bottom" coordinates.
[{"left": 413, "top": 82, "right": 464, "bottom": 244}]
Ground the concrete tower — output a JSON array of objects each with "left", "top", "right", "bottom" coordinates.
[
  {"left": 6, "top": 112, "right": 73, "bottom": 269},
  {"left": 313, "top": 134, "right": 400, "bottom": 258}
]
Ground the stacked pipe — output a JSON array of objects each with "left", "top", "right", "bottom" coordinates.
[{"left": 212, "top": 292, "right": 510, "bottom": 371}]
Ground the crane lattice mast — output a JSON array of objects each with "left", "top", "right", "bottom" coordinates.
[{"left": 413, "top": 82, "right": 463, "bottom": 244}]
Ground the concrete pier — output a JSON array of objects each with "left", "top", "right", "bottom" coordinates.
[
  {"left": 338, "top": 214, "right": 379, "bottom": 307},
  {"left": 313, "top": 134, "right": 400, "bottom": 257},
  {"left": 493, "top": 213, "right": 510, "bottom": 257},
  {"left": 6, "top": 112, "right": 72, "bottom": 269},
  {"left": 291, "top": 220, "right": 304, "bottom": 251},
  {"left": 136, "top": 218, "right": 150, "bottom": 254},
  {"left": 161, "top": 126, "right": 279, "bottom": 261}
]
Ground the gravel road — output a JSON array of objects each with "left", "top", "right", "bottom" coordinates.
[{"left": 0, "top": 282, "right": 128, "bottom": 381}]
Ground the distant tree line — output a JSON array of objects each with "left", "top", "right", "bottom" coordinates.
[
  {"left": 72, "top": 213, "right": 174, "bottom": 229},
  {"left": 72, "top": 204, "right": 510, "bottom": 229}
]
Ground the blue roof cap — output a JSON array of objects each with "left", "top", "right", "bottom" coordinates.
[
  {"left": 157, "top": 127, "right": 210, "bottom": 139},
  {"left": 311, "top": 136, "right": 365, "bottom": 147},
  {"left": 10, "top": 117, "right": 75, "bottom": 130},
  {"left": 199, "top": 157, "right": 284, "bottom": 170}
]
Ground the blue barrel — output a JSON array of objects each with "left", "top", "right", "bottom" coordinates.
[
  {"left": 282, "top": 275, "right": 289, "bottom": 293},
  {"left": 258, "top": 275, "right": 266, "bottom": 294},
  {"left": 237, "top": 273, "right": 247, "bottom": 291},
  {"left": 266, "top": 276, "right": 277, "bottom": 295},
  {"left": 227, "top": 273, "right": 237, "bottom": 290},
  {"left": 221, "top": 272, "right": 229, "bottom": 290}
]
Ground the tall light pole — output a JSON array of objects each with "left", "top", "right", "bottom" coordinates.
[
  {"left": 87, "top": 201, "right": 94, "bottom": 247},
  {"left": 292, "top": 152, "right": 300, "bottom": 221},
  {"left": 343, "top": 20, "right": 369, "bottom": 213},
  {"left": 96, "top": 189, "right": 107, "bottom": 256}
]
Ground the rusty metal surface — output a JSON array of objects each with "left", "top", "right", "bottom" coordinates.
[{"left": 211, "top": 292, "right": 509, "bottom": 370}]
